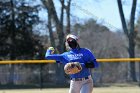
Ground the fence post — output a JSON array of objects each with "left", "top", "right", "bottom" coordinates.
[
  {"left": 39, "top": 64, "right": 43, "bottom": 89},
  {"left": 139, "top": 62, "right": 140, "bottom": 87}
]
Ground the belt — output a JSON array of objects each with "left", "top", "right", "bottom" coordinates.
[{"left": 71, "top": 75, "right": 91, "bottom": 81}]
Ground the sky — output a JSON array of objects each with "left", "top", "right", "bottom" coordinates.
[
  {"left": 69, "top": 0, "right": 140, "bottom": 31},
  {"left": 38, "top": 0, "right": 140, "bottom": 33}
]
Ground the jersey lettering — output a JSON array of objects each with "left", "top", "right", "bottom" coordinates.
[{"left": 67, "top": 53, "right": 83, "bottom": 60}]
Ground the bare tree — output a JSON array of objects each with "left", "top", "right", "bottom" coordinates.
[
  {"left": 47, "top": 6, "right": 56, "bottom": 48},
  {"left": 60, "top": 0, "right": 64, "bottom": 34},
  {"left": 41, "top": 0, "right": 64, "bottom": 53},
  {"left": 65, "top": 0, "right": 71, "bottom": 34},
  {"left": 40, "top": 0, "right": 55, "bottom": 48},
  {"left": 117, "top": 0, "right": 137, "bottom": 81},
  {"left": 41, "top": 0, "right": 68, "bottom": 85}
]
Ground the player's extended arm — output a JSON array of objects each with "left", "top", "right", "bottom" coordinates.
[{"left": 45, "top": 49, "right": 64, "bottom": 63}]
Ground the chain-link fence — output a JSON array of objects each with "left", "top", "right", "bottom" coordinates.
[{"left": 0, "top": 61, "right": 139, "bottom": 89}]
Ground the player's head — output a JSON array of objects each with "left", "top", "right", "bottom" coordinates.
[
  {"left": 66, "top": 34, "right": 78, "bottom": 41},
  {"left": 65, "top": 34, "right": 79, "bottom": 49}
]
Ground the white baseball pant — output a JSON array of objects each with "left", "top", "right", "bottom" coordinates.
[{"left": 69, "top": 76, "right": 93, "bottom": 93}]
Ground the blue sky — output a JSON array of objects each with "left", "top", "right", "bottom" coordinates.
[
  {"left": 69, "top": 0, "right": 140, "bottom": 31},
  {"left": 38, "top": 0, "right": 140, "bottom": 32}
]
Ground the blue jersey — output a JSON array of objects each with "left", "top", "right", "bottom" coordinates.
[{"left": 45, "top": 48, "right": 99, "bottom": 78}]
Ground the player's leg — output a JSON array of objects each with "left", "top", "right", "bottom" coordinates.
[
  {"left": 80, "top": 78, "right": 93, "bottom": 93},
  {"left": 69, "top": 80, "right": 82, "bottom": 93}
]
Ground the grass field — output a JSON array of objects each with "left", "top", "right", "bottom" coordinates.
[{"left": 0, "top": 87, "right": 140, "bottom": 93}]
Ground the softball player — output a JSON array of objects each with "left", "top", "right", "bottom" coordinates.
[{"left": 45, "top": 34, "right": 99, "bottom": 93}]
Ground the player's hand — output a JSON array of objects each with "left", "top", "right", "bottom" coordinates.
[{"left": 48, "top": 47, "right": 55, "bottom": 54}]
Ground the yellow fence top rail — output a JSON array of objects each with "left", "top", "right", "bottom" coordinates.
[
  {"left": 97, "top": 58, "right": 140, "bottom": 62},
  {"left": 0, "top": 60, "right": 55, "bottom": 64},
  {"left": 0, "top": 58, "right": 140, "bottom": 64}
]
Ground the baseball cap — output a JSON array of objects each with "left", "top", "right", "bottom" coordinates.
[{"left": 66, "top": 34, "right": 78, "bottom": 41}]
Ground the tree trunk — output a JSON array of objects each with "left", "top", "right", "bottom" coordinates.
[
  {"left": 129, "top": 0, "right": 137, "bottom": 82},
  {"left": 41, "top": 0, "right": 65, "bottom": 53},
  {"left": 8, "top": 0, "right": 16, "bottom": 85},
  {"left": 47, "top": 8, "right": 56, "bottom": 48},
  {"left": 48, "top": 0, "right": 65, "bottom": 53},
  {"left": 117, "top": 0, "right": 128, "bottom": 36},
  {"left": 41, "top": 0, "right": 66, "bottom": 85},
  {"left": 60, "top": 0, "right": 64, "bottom": 34},
  {"left": 66, "top": 0, "right": 71, "bottom": 34},
  {"left": 117, "top": 0, "right": 137, "bottom": 81},
  {"left": 129, "top": 33, "right": 136, "bottom": 81}
]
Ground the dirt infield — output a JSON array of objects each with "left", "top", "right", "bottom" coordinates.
[{"left": 0, "top": 87, "right": 140, "bottom": 93}]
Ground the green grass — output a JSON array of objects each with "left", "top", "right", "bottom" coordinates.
[{"left": 0, "top": 87, "right": 140, "bottom": 93}]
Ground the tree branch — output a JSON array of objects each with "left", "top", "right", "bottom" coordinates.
[{"left": 117, "top": 0, "right": 129, "bottom": 37}]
